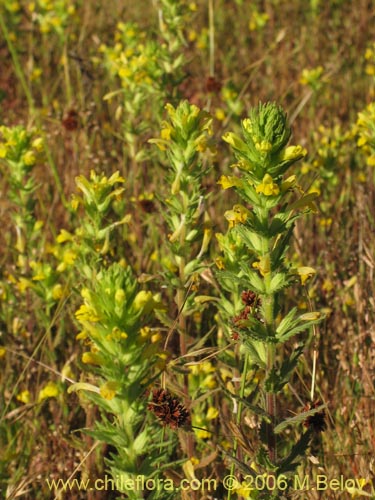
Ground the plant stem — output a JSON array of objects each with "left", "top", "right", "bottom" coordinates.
[
  {"left": 262, "top": 213, "right": 277, "bottom": 466},
  {"left": 227, "top": 353, "right": 249, "bottom": 500}
]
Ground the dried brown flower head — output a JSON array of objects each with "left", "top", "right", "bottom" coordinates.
[
  {"left": 303, "top": 400, "right": 326, "bottom": 433},
  {"left": 241, "top": 290, "right": 258, "bottom": 307},
  {"left": 147, "top": 388, "right": 190, "bottom": 430},
  {"left": 62, "top": 109, "right": 79, "bottom": 131}
]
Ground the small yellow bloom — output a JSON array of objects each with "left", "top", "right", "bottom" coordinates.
[
  {"left": 206, "top": 406, "right": 219, "bottom": 420},
  {"left": 222, "top": 132, "right": 248, "bottom": 153},
  {"left": 256, "top": 174, "right": 280, "bottom": 196},
  {"left": 23, "top": 150, "right": 36, "bottom": 166},
  {"left": 215, "top": 257, "right": 225, "bottom": 270},
  {"left": 255, "top": 140, "right": 272, "bottom": 153},
  {"left": 217, "top": 175, "right": 242, "bottom": 190},
  {"left": 100, "top": 381, "right": 120, "bottom": 400},
  {"left": 282, "top": 145, "right": 307, "bottom": 161},
  {"left": 252, "top": 255, "right": 271, "bottom": 276},
  {"left": 115, "top": 288, "right": 126, "bottom": 304},
  {"left": 215, "top": 108, "right": 225, "bottom": 121},
  {"left": 75, "top": 304, "right": 100, "bottom": 323},
  {"left": 17, "top": 390, "right": 30, "bottom": 404},
  {"left": 0, "top": 347, "right": 6, "bottom": 358},
  {"left": 82, "top": 351, "right": 104, "bottom": 366},
  {"left": 38, "top": 382, "right": 59, "bottom": 402},
  {"left": 297, "top": 266, "right": 317, "bottom": 285},
  {"left": 56, "top": 229, "right": 74, "bottom": 243},
  {"left": 161, "top": 126, "right": 172, "bottom": 141},
  {"left": 52, "top": 284, "right": 63, "bottom": 300},
  {"left": 133, "top": 290, "right": 154, "bottom": 314},
  {"left": 224, "top": 204, "right": 250, "bottom": 227},
  {"left": 32, "top": 137, "right": 44, "bottom": 152},
  {"left": 151, "top": 332, "right": 162, "bottom": 343}
]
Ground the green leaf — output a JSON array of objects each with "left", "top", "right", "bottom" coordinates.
[
  {"left": 238, "top": 316, "right": 277, "bottom": 344},
  {"left": 257, "top": 446, "right": 277, "bottom": 471},
  {"left": 276, "top": 314, "right": 323, "bottom": 342},
  {"left": 267, "top": 272, "right": 289, "bottom": 294},
  {"left": 277, "top": 430, "right": 312, "bottom": 474},
  {"left": 270, "top": 224, "right": 294, "bottom": 266},
  {"left": 234, "top": 224, "right": 263, "bottom": 253},
  {"left": 288, "top": 192, "right": 319, "bottom": 212},
  {"left": 218, "top": 446, "right": 258, "bottom": 477},
  {"left": 274, "top": 404, "right": 326, "bottom": 434},
  {"left": 239, "top": 262, "right": 266, "bottom": 293},
  {"left": 264, "top": 344, "right": 304, "bottom": 392},
  {"left": 132, "top": 430, "right": 149, "bottom": 455},
  {"left": 276, "top": 308, "right": 298, "bottom": 337},
  {"left": 242, "top": 339, "right": 267, "bottom": 368}
]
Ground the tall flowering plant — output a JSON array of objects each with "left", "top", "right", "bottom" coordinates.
[{"left": 217, "top": 102, "right": 325, "bottom": 498}]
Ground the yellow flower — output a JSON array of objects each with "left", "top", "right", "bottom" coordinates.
[
  {"left": 281, "top": 145, "right": 307, "bottom": 161},
  {"left": 133, "top": 290, "right": 155, "bottom": 314},
  {"left": 38, "top": 382, "right": 59, "bottom": 402},
  {"left": 252, "top": 255, "right": 271, "bottom": 276},
  {"left": 256, "top": 174, "right": 280, "bottom": 196},
  {"left": 52, "top": 284, "right": 63, "bottom": 300},
  {"left": 75, "top": 304, "right": 100, "bottom": 323},
  {"left": 32, "top": 137, "right": 44, "bottom": 152},
  {"left": 56, "top": 229, "right": 74, "bottom": 243},
  {"left": 297, "top": 266, "right": 316, "bottom": 285},
  {"left": 100, "top": 381, "right": 120, "bottom": 400},
  {"left": 115, "top": 288, "right": 126, "bottom": 304},
  {"left": 0, "top": 347, "right": 6, "bottom": 358},
  {"left": 255, "top": 140, "right": 272, "bottom": 153},
  {"left": 217, "top": 175, "right": 242, "bottom": 190},
  {"left": 206, "top": 407, "right": 219, "bottom": 420},
  {"left": 222, "top": 132, "right": 248, "bottom": 153},
  {"left": 215, "top": 108, "right": 225, "bottom": 121},
  {"left": 23, "top": 150, "right": 36, "bottom": 166},
  {"left": 17, "top": 390, "right": 30, "bottom": 404},
  {"left": 215, "top": 257, "right": 225, "bottom": 270},
  {"left": 161, "top": 126, "right": 172, "bottom": 141},
  {"left": 82, "top": 351, "right": 105, "bottom": 366},
  {"left": 224, "top": 204, "right": 250, "bottom": 227},
  {"left": 232, "top": 479, "right": 255, "bottom": 498}
]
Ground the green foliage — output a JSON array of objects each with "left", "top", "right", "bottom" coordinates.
[
  {"left": 1, "top": 2, "right": 375, "bottom": 499},
  {"left": 217, "top": 102, "right": 324, "bottom": 497}
]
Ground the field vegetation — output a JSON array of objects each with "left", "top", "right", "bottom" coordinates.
[{"left": 1, "top": 1, "right": 375, "bottom": 499}]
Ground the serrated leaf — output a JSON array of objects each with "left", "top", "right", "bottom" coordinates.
[
  {"left": 238, "top": 262, "right": 265, "bottom": 293},
  {"left": 132, "top": 430, "right": 148, "bottom": 455},
  {"left": 276, "top": 315, "right": 323, "bottom": 342},
  {"left": 238, "top": 316, "right": 277, "bottom": 344},
  {"left": 288, "top": 192, "right": 319, "bottom": 212},
  {"left": 271, "top": 225, "right": 294, "bottom": 266},
  {"left": 218, "top": 445, "right": 258, "bottom": 477},
  {"left": 267, "top": 272, "right": 289, "bottom": 294},
  {"left": 257, "top": 446, "right": 277, "bottom": 470},
  {"left": 277, "top": 430, "right": 312, "bottom": 474},
  {"left": 274, "top": 404, "right": 326, "bottom": 434},
  {"left": 276, "top": 307, "right": 298, "bottom": 337},
  {"left": 234, "top": 224, "right": 263, "bottom": 253},
  {"left": 242, "top": 339, "right": 267, "bottom": 368},
  {"left": 264, "top": 344, "right": 304, "bottom": 393}
]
